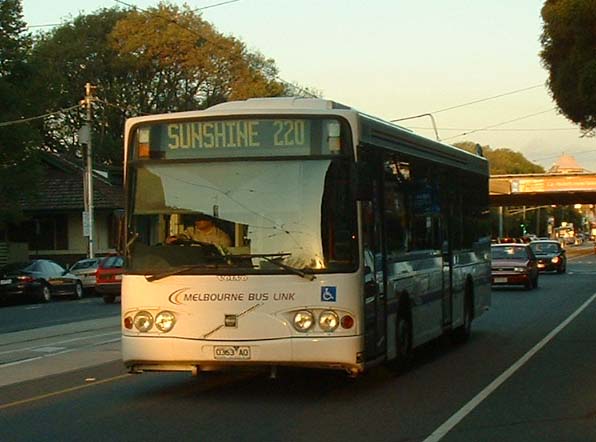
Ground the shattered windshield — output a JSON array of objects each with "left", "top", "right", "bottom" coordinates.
[{"left": 127, "top": 159, "right": 357, "bottom": 275}]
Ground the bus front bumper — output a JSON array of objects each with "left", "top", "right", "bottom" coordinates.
[{"left": 122, "top": 334, "right": 364, "bottom": 375}]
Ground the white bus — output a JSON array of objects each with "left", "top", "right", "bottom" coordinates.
[{"left": 121, "top": 98, "right": 491, "bottom": 377}]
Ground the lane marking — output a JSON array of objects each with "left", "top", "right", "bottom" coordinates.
[
  {"left": 0, "top": 373, "right": 132, "bottom": 411},
  {"left": 0, "top": 331, "right": 120, "bottom": 356},
  {"left": 423, "top": 291, "right": 596, "bottom": 442},
  {"left": 0, "top": 337, "right": 121, "bottom": 368}
]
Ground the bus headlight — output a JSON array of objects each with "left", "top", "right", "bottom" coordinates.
[
  {"left": 319, "top": 310, "right": 339, "bottom": 332},
  {"left": 293, "top": 310, "right": 314, "bottom": 332},
  {"left": 134, "top": 311, "right": 154, "bottom": 332},
  {"left": 155, "top": 311, "right": 176, "bottom": 332}
]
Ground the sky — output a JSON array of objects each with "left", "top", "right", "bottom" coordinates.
[{"left": 21, "top": 0, "right": 596, "bottom": 171}]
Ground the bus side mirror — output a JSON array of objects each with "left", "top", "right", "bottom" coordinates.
[{"left": 354, "top": 162, "right": 373, "bottom": 201}]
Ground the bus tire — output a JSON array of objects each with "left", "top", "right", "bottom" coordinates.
[
  {"left": 387, "top": 308, "right": 413, "bottom": 373},
  {"left": 453, "top": 285, "right": 473, "bottom": 344}
]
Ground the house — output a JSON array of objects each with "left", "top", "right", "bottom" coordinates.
[{"left": 0, "top": 152, "right": 123, "bottom": 267}]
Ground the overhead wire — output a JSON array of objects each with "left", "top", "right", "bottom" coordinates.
[
  {"left": 0, "top": 104, "right": 82, "bottom": 128},
  {"left": 440, "top": 108, "right": 557, "bottom": 141},
  {"left": 391, "top": 83, "right": 545, "bottom": 122}
]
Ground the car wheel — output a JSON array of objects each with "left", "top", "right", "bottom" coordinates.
[
  {"left": 103, "top": 294, "right": 116, "bottom": 304},
  {"left": 524, "top": 278, "right": 532, "bottom": 290},
  {"left": 557, "top": 263, "right": 566, "bottom": 274},
  {"left": 533, "top": 275, "right": 539, "bottom": 289},
  {"left": 39, "top": 283, "right": 51, "bottom": 303},
  {"left": 73, "top": 281, "right": 83, "bottom": 299}
]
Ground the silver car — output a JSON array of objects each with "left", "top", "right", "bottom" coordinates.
[{"left": 69, "top": 258, "right": 101, "bottom": 290}]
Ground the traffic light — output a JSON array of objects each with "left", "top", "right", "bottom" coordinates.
[{"left": 520, "top": 222, "right": 527, "bottom": 235}]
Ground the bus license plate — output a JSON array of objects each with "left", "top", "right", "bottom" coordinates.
[
  {"left": 213, "top": 345, "right": 251, "bottom": 360},
  {"left": 494, "top": 277, "right": 507, "bottom": 283}
]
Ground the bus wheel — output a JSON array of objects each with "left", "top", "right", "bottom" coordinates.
[
  {"left": 387, "top": 311, "right": 412, "bottom": 373},
  {"left": 453, "top": 290, "right": 472, "bottom": 344}
]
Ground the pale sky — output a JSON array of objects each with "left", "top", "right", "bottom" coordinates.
[{"left": 21, "top": 0, "right": 596, "bottom": 171}]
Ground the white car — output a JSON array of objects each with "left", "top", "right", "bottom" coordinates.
[{"left": 69, "top": 258, "right": 101, "bottom": 291}]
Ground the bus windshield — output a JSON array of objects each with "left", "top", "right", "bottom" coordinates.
[{"left": 127, "top": 158, "right": 357, "bottom": 275}]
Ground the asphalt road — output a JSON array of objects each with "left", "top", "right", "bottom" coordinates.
[{"left": 0, "top": 250, "right": 594, "bottom": 442}]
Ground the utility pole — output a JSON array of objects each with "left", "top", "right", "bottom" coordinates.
[{"left": 80, "top": 83, "right": 97, "bottom": 258}]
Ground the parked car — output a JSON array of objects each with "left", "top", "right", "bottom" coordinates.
[
  {"left": 95, "top": 255, "right": 124, "bottom": 304},
  {"left": 69, "top": 258, "right": 101, "bottom": 291},
  {"left": 529, "top": 240, "right": 567, "bottom": 273},
  {"left": 491, "top": 243, "right": 539, "bottom": 290},
  {"left": 0, "top": 259, "right": 83, "bottom": 304}
]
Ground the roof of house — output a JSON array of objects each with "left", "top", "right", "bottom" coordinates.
[{"left": 19, "top": 152, "right": 123, "bottom": 211}]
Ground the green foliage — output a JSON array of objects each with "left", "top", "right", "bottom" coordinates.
[
  {"left": 28, "top": 8, "right": 131, "bottom": 165},
  {"left": 0, "top": 0, "right": 41, "bottom": 226},
  {"left": 454, "top": 141, "right": 545, "bottom": 175},
  {"left": 28, "top": 3, "right": 299, "bottom": 166},
  {"left": 540, "top": 0, "right": 596, "bottom": 133}
]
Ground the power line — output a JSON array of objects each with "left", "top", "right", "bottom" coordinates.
[
  {"left": 441, "top": 107, "right": 557, "bottom": 141},
  {"left": 407, "top": 126, "right": 577, "bottom": 132},
  {"left": 0, "top": 104, "right": 82, "bottom": 127},
  {"left": 391, "top": 83, "right": 545, "bottom": 122}
]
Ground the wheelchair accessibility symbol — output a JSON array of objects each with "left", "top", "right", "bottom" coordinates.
[{"left": 321, "top": 286, "right": 337, "bottom": 302}]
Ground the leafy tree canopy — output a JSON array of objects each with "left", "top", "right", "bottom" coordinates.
[
  {"left": 28, "top": 3, "right": 303, "bottom": 166},
  {"left": 0, "top": 0, "right": 41, "bottom": 227},
  {"left": 454, "top": 141, "right": 545, "bottom": 175},
  {"left": 540, "top": 0, "right": 596, "bottom": 133}
]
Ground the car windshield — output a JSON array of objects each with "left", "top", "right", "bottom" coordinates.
[
  {"left": 127, "top": 158, "right": 357, "bottom": 275},
  {"left": 70, "top": 260, "right": 99, "bottom": 271},
  {"left": 491, "top": 246, "right": 528, "bottom": 260},
  {"left": 530, "top": 243, "right": 559, "bottom": 254}
]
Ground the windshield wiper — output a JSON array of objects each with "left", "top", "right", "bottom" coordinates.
[
  {"left": 224, "top": 253, "right": 317, "bottom": 280},
  {"left": 146, "top": 253, "right": 316, "bottom": 282},
  {"left": 261, "top": 256, "right": 316, "bottom": 281},
  {"left": 145, "top": 261, "right": 231, "bottom": 282}
]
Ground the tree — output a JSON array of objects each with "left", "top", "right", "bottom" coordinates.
[
  {"left": 29, "top": 3, "right": 301, "bottom": 166},
  {"left": 0, "top": 0, "right": 41, "bottom": 227},
  {"left": 108, "top": 3, "right": 287, "bottom": 110},
  {"left": 540, "top": 0, "right": 596, "bottom": 134},
  {"left": 453, "top": 141, "right": 545, "bottom": 174},
  {"left": 28, "top": 8, "right": 132, "bottom": 165}
]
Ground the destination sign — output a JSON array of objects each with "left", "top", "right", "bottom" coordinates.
[
  {"left": 167, "top": 119, "right": 309, "bottom": 150},
  {"left": 135, "top": 117, "right": 346, "bottom": 159}
]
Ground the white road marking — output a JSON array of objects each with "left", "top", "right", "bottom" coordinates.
[
  {"left": 0, "top": 330, "right": 120, "bottom": 356},
  {"left": 423, "top": 291, "right": 596, "bottom": 442}
]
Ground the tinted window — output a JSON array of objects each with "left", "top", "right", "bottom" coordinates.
[{"left": 102, "top": 256, "right": 124, "bottom": 269}]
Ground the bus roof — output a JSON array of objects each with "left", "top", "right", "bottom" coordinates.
[{"left": 124, "top": 97, "right": 488, "bottom": 176}]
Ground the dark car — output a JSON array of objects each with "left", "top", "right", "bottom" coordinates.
[
  {"left": 491, "top": 243, "right": 539, "bottom": 290},
  {"left": 529, "top": 240, "right": 566, "bottom": 273},
  {"left": 95, "top": 255, "right": 124, "bottom": 304},
  {"left": 0, "top": 259, "right": 84, "bottom": 304}
]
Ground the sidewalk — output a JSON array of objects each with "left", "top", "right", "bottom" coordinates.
[{"left": 0, "top": 316, "right": 122, "bottom": 387}]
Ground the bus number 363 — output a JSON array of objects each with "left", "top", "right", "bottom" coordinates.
[{"left": 273, "top": 120, "right": 305, "bottom": 146}]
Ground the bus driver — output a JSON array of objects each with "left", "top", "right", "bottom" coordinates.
[{"left": 167, "top": 215, "right": 232, "bottom": 247}]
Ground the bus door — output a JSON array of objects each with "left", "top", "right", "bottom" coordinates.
[
  {"left": 361, "top": 183, "right": 387, "bottom": 361},
  {"left": 441, "top": 183, "right": 457, "bottom": 329}
]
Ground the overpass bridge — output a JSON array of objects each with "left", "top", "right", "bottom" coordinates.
[{"left": 489, "top": 173, "right": 596, "bottom": 206}]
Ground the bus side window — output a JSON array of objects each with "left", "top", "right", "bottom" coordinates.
[{"left": 383, "top": 156, "right": 410, "bottom": 257}]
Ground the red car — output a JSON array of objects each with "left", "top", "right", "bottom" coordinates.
[
  {"left": 491, "top": 244, "right": 539, "bottom": 290},
  {"left": 95, "top": 255, "right": 124, "bottom": 304}
]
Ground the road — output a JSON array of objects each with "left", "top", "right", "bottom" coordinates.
[{"left": 0, "top": 249, "right": 595, "bottom": 442}]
